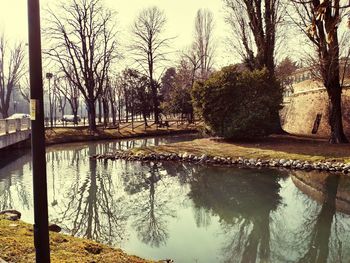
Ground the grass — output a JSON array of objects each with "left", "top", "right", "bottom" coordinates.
[
  {"left": 45, "top": 120, "right": 199, "bottom": 145},
  {"left": 0, "top": 216, "right": 155, "bottom": 263},
  {"left": 131, "top": 135, "right": 350, "bottom": 163}
]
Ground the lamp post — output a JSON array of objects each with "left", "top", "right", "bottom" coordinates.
[{"left": 27, "top": 0, "right": 51, "bottom": 262}]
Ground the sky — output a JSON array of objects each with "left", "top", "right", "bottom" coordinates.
[{"left": 0, "top": 0, "right": 236, "bottom": 72}]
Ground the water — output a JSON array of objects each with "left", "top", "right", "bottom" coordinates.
[{"left": 1, "top": 134, "right": 350, "bottom": 263}]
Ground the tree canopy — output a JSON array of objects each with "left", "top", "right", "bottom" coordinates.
[{"left": 192, "top": 65, "right": 283, "bottom": 139}]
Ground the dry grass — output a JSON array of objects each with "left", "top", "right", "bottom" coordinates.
[
  {"left": 131, "top": 135, "right": 350, "bottom": 163},
  {"left": 0, "top": 216, "right": 155, "bottom": 263},
  {"left": 45, "top": 121, "right": 199, "bottom": 145}
]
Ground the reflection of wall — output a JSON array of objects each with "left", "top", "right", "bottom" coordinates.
[
  {"left": 281, "top": 81, "right": 350, "bottom": 138},
  {"left": 291, "top": 171, "right": 350, "bottom": 215}
]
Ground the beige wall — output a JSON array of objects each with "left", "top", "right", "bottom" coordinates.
[{"left": 281, "top": 81, "right": 350, "bottom": 138}]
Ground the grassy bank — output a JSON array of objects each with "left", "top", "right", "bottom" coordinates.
[
  {"left": 45, "top": 120, "right": 199, "bottom": 145},
  {"left": 130, "top": 135, "right": 350, "bottom": 163},
  {"left": 0, "top": 216, "right": 155, "bottom": 263}
]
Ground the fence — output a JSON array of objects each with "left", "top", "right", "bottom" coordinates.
[{"left": 0, "top": 118, "right": 31, "bottom": 135}]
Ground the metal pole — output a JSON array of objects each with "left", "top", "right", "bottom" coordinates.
[{"left": 27, "top": 0, "right": 51, "bottom": 262}]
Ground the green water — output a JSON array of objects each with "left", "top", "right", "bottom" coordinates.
[{"left": 0, "top": 135, "right": 350, "bottom": 263}]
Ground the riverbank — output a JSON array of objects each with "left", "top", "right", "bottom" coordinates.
[
  {"left": 0, "top": 215, "right": 156, "bottom": 263},
  {"left": 93, "top": 135, "right": 350, "bottom": 173},
  {"left": 45, "top": 121, "right": 199, "bottom": 145}
]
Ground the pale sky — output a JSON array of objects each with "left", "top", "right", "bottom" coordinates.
[{"left": 0, "top": 0, "right": 235, "bottom": 72}]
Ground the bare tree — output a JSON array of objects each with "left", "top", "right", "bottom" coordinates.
[
  {"left": 106, "top": 76, "right": 118, "bottom": 127},
  {"left": 19, "top": 77, "right": 30, "bottom": 103},
  {"left": 55, "top": 84, "right": 67, "bottom": 121},
  {"left": 45, "top": 0, "right": 118, "bottom": 131},
  {"left": 0, "top": 35, "right": 25, "bottom": 118},
  {"left": 223, "top": 0, "right": 286, "bottom": 75},
  {"left": 193, "top": 9, "right": 216, "bottom": 80},
  {"left": 130, "top": 7, "right": 171, "bottom": 124},
  {"left": 290, "top": 0, "right": 350, "bottom": 143},
  {"left": 182, "top": 47, "right": 204, "bottom": 89},
  {"left": 114, "top": 75, "right": 125, "bottom": 124},
  {"left": 55, "top": 75, "right": 80, "bottom": 122}
]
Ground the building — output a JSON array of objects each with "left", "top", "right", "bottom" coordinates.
[{"left": 281, "top": 65, "right": 350, "bottom": 138}]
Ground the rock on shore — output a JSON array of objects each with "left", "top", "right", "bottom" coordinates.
[{"left": 90, "top": 151, "right": 350, "bottom": 174}]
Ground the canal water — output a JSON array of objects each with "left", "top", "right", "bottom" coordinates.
[{"left": 1, "top": 134, "right": 350, "bottom": 263}]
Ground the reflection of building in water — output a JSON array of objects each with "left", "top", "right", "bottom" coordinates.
[
  {"left": 291, "top": 171, "right": 350, "bottom": 214},
  {"left": 280, "top": 62, "right": 350, "bottom": 138}
]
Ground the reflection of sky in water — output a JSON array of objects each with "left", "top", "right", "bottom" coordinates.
[{"left": 1, "top": 134, "right": 350, "bottom": 263}]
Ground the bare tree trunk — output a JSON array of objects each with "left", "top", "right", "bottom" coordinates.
[
  {"left": 48, "top": 80, "right": 53, "bottom": 127},
  {"left": 102, "top": 98, "right": 109, "bottom": 127},
  {"left": 325, "top": 27, "right": 348, "bottom": 143},
  {"left": 110, "top": 98, "right": 116, "bottom": 126},
  {"left": 290, "top": 0, "right": 349, "bottom": 143},
  {"left": 61, "top": 105, "right": 65, "bottom": 119},
  {"left": 327, "top": 82, "right": 348, "bottom": 143},
  {"left": 151, "top": 79, "right": 159, "bottom": 124},
  {"left": 143, "top": 111, "right": 148, "bottom": 128},
  {"left": 118, "top": 98, "right": 122, "bottom": 122},
  {"left": 98, "top": 97, "right": 102, "bottom": 124},
  {"left": 87, "top": 100, "right": 97, "bottom": 131}
]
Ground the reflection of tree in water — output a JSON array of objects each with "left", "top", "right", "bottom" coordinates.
[
  {"left": 0, "top": 177, "right": 30, "bottom": 211},
  {"left": 0, "top": 150, "right": 31, "bottom": 212},
  {"left": 294, "top": 174, "right": 344, "bottom": 263},
  {"left": 51, "top": 145, "right": 127, "bottom": 245},
  {"left": 122, "top": 161, "right": 176, "bottom": 247},
  {"left": 298, "top": 174, "right": 338, "bottom": 262},
  {"left": 188, "top": 167, "right": 284, "bottom": 263}
]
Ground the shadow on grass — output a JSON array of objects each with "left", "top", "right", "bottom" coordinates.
[{"left": 215, "top": 135, "right": 350, "bottom": 159}]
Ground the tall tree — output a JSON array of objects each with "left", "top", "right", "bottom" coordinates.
[
  {"left": 223, "top": 0, "right": 285, "bottom": 75},
  {"left": 223, "top": 0, "right": 285, "bottom": 133},
  {"left": 46, "top": 0, "right": 118, "bottom": 131},
  {"left": 193, "top": 9, "right": 216, "bottom": 80},
  {"left": 0, "top": 35, "right": 25, "bottom": 118},
  {"left": 130, "top": 7, "right": 171, "bottom": 124},
  {"left": 290, "top": 0, "right": 350, "bottom": 143}
]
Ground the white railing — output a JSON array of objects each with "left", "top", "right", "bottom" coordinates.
[{"left": 0, "top": 118, "right": 31, "bottom": 135}]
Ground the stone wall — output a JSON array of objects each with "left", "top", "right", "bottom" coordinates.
[
  {"left": 280, "top": 81, "right": 350, "bottom": 138},
  {"left": 0, "top": 130, "right": 31, "bottom": 150}
]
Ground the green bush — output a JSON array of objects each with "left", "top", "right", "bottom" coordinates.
[{"left": 192, "top": 65, "right": 282, "bottom": 139}]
